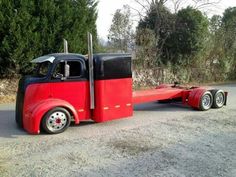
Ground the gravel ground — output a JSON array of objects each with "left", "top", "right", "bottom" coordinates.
[{"left": 0, "top": 84, "right": 235, "bottom": 177}]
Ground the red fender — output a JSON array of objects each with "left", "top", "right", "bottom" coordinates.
[
  {"left": 23, "top": 99, "right": 79, "bottom": 134},
  {"left": 188, "top": 88, "right": 207, "bottom": 109}
]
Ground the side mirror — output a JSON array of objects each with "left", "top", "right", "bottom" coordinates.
[{"left": 65, "top": 63, "right": 70, "bottom": 78}]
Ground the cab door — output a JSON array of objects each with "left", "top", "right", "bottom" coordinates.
[{"left": 50, "top": 59, "right": 90, "bottom": 120}]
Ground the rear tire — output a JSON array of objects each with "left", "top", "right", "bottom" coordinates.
[
  {"left": 211, "top": 90, "right": 225, "bottom": 108},
  {"left": 42, "top": 107, "right": 71, "bottom": 134},
  {"left": 199, "top": 91, "right": 213, "bottom": 111}
]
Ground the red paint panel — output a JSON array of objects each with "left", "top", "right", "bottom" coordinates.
[
  {"left": 132, "top": 88, "right": 184, "bottom": 104},
  {"left": 24, "top": 98, "right": 79, "bottom": 134},
  {"left": 93, "top": 78, "right": 133, "bottom": 122},
  {"left": 51, "top": 81, "right": 90, "bottom": 120},
  {"left": 23, "top": 83, "right": 51, "bottom": 132},
  {"left": 24, "top": 83, "right": 51, "bottom": 111},
  {"left": 23, "top": 81, "right": 91, "bottom": 134},
  {"left": 23, "top": 83, "right": 51, "bottom": 134},
  {"left": 188, "top": 88, "right": 206, "bottom": 109},
  {"left": 181, "top": 90, "right": 191, "bottom": 104}
]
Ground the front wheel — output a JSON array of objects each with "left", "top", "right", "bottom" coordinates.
[{"left": 42, "top": 107, "right": 71, "bottom": 134}]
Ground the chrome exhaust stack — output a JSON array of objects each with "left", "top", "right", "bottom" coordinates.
[
  {"left": 63, "top": 39, "right": 68, "bottom": 53},
  {"left": 87, "top": 32, "right": 95, "bottom": 109}
]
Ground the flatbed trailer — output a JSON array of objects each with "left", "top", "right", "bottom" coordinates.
[
  {"left": 133, "top": 87, "right": 184, "bottom": 104},
  {"left": 133, "top": 85, "right": 228, "bottom": 108}
]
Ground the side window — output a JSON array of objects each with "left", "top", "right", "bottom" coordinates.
[
  {"left": 67, "top": 61, "right": 82, "bottom": 77},
  {"left": 36, "top": 61, "right": 51, "bottom": 77},
  {"left": 52, "top": 61, "right": 83, "bottom": 79},
  {"left": 53, "top": 62, "right": 65, "bottom": 78}
]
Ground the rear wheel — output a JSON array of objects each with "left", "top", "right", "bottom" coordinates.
[
  {"left": 211, "top": 90, "right": 225, "bottom": 108},
  {"left": 199, "top": 91, "right": 213, "bottom": 111},
  {"left": 42, "top": 107, "right": 71, "bottom": 134}
]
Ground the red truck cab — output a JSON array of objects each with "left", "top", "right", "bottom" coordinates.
[{"left": 16, "top": 53, "right": 133, "bottom": 134}]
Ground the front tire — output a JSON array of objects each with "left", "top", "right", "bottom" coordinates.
[{"left": 42, "top": 107, "right": 71, "bottom": 134}]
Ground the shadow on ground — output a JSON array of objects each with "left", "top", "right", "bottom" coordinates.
[
  {"left": 0, "top": 110, "right": 27, "bottom": 138},
  {"left": 134, "top": 101, "right": 194, "bottom": 112},
  {"left": 70, "top": 120, "right": 95, "bottom": 127}
]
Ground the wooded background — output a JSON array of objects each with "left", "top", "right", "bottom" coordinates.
[
  {"left": 0, "top": 0, "right": 236, "bottom": 84},
  {"left": 0, "top": 0, "right": 98, "bottom": 77}
]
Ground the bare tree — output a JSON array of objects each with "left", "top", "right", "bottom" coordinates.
[
  {"left": 192, "top": 0, "right": 221, "bottom": 8},
  {"left": 192, "top": 0, "right": 222, "bottom": 14},
  {"left": 132, "top": 0, "right": 173, "bottom": 65},
  {"left": 108, "top": 5, "right": 134, "bottom": 53},
  {"left": 166, "top": 0, "right": 222, "bottom": 13},
  {"left": 131, "top": 0, "right": 222, "bottom": 17},
  {"left": 170, "top": 0, "right": 187, "bottom": 13}
]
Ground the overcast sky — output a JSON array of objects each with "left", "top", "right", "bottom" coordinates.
[{"left": 96, "top": 0, "right": 236, "bottom": 40}]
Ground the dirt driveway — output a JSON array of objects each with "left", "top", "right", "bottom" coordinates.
[{"left": 0, "top": 84, "right": 235, "bottom": 177}]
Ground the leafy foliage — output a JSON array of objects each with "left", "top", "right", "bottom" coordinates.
[
  {"left": 168, "top": 7, "right": 209, "bottom": 64},
  {"left": 0, "top": 0, "right": 98, "bottom": 77},
  {"left": 221, "top": 7, "right": 236, "bottom": 79},
  {"left": 137, "top": 1, "right": 175, "bottom": 65},
  {"left": 222, "top": 7, "right": 236, "bottom": 51},
  {"left": 137, "top": 4, "right": 209, "bottom": 65},
  {"left": 134, "top": 2, "right": 236, "bottom": 82}
]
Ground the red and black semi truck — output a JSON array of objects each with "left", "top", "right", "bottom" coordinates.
[{"left": 15, "top": 52, "right": 227, "bottom": 134}]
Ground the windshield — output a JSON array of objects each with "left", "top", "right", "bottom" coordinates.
[{"left": 33, "top": 61, "right": 51, "bottom": 77}]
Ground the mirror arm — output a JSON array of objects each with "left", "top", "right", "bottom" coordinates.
[
  {"left": 65, "top": 62, "right": 70, "bottom": 78},
  {"left": 61, "top": 77, "right": 67, "bottom": 81}
]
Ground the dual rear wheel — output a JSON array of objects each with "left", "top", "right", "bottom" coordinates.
[{"left": 199, "top": 90, "right": 225, "bottom": 111}]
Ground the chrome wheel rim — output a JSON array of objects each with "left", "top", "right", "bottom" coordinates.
[
  {"left": 215, "top": 92, "right": 224, "bottom": 107},
  {"left": 202, "top": 94, "right": 211, "bottom": 109},
  {"left": 46, "top": 111, "right": 67, "bottom": 132}
]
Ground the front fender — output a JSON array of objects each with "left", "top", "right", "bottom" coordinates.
[{"left": 23, "top": 99, "right": 79, "bottom": 134}]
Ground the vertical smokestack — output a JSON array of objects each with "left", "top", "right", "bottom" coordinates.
[
  {"left": 87, "top": 32, "right": 95, "bottom": 109},
  {"left": 63, "top": 39, "right": 68, "bottom": 53}
]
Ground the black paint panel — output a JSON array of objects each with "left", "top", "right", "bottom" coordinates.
[{"left": 93, "top": 53, "right": 132, "bottom": 80}]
